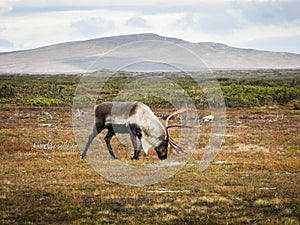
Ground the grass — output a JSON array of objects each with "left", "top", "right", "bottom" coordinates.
[
  {"left": 0, "top": 104, "right": 299, "bottom": 224},
  {"left": 0, "top": 71, "right": 300, "bottom": 224}
]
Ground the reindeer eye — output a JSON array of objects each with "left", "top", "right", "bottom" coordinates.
[{"left": 158, "top": 134, "right": 166, "bottom": 141}]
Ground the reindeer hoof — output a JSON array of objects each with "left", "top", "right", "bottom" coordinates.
[
  {"left": 131, "top": 153, "right": 139, "bottom": 160},
  {"left": 80, "top": 154, "right": 86, "bottom": 159},
  {"left": 110, "top": 155, "right": 117, "bottom": 160}
]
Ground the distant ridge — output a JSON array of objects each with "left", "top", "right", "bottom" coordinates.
[{"left": 0, "top": 33, "right": 299, "bottom": 74}]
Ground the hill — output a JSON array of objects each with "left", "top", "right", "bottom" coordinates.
[{"left": 0, "top": 33, "right": 299, "bottom": 74}]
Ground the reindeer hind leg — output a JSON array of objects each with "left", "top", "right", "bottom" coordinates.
[
  {"left": 81, "top": 125, "right": 99, "bottom": 159},
  {"left": 104, "top": 129, "right": 117, "bottom": 159}
]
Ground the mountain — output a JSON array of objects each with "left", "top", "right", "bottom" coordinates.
[{"left": 0, "top": 33, "right": 299, "bottom": 74}]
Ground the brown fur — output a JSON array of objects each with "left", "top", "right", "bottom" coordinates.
[{"left": 80, "top": 101, "right": 168, "bottom": 160}]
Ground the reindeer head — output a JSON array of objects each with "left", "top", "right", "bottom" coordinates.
[
  {"left": 154, "top": 135, "right": 169, "bottom": 160},
  {"left": 143, "top": 106, "right": 194, "bottom": 160}
]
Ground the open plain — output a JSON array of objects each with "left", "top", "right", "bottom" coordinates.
[{"left": 0, "top": 73, "right": 300, "bottom": 224}]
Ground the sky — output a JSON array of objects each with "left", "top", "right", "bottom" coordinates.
[{"left": 0, "top": 0, "right": 300, "bottom": 54}]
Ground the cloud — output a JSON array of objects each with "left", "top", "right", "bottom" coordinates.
[
  {"left": 126, "top": 16, "right": 148, "bottom": 28},
  {"left": 176, "top": 10, "right": 241, "bottom": 36},
  {"left": 0, "top": 0, "right": 300, "bottom": 53},
  {"left": 174, "top": 0, "right": 300, "bottom": 36},
  {"left": 0, "top": 39, "right": 13, "bottom": 49},
  {"left": 0, "top": 10, "right": 80, "bottom": 50},
  {"left": 239, "top": 35, "right": 300, "bottom": 54},
  {"left": 0, "top": 2, "right": 13, "bottom": 13},
  {"left": 3, "top": 0, "right": 228, "bottom": 10},
  {"left": 71, "top": 17, "right": 115, "bottom": 37},
  {"left": 235, "top": 0, "right": 300, "bottom": 26}
]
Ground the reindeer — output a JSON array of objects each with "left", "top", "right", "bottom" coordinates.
[{"left": 80, "top": 101, "right": 186, "bottom": 160}]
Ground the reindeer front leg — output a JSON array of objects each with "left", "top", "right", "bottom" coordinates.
[
  {"left": 130, "top": 133, "right": 141, "bottom": 160},
  {"left": 130, "top": 126, "right": 142, "bottom": 160}
]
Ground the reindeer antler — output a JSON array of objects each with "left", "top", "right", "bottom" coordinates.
[{"left": 165, "top": 107, "right": 198, "bottom": 154}]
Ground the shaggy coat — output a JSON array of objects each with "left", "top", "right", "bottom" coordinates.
[{"left": 81, "top": 101, "right": 168, "bottom": 160}]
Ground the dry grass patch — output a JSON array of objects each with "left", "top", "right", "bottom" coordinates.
[
  {"left": 233, "top": 144, "right": 270, "bottom": 153},
  {"left": 1, "top": 105, "right": 300, "bottom": 224},
  {"left": 254, "top": 197, "right": 283, "bottom": 206}
]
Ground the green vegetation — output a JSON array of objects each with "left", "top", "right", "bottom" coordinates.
[
  {"left": 220, "top": 79, "right": 300, "bottom": 108},
  {"left": 0, "top": 70, "right": 299, "bottom": 109},
  {"left": 0, "top": 75, "right": 80, "bottom": 106}
]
